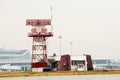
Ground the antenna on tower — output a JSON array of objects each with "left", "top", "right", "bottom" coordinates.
[
  {"left": 50, "top": 4, "right": 53, "bottom": 21},
  {"left": 50, "top": 0, "right": 53, "bottom": 32}
]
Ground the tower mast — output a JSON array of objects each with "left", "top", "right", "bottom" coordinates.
[{"left": 26, "top": 19, "right": 53, "bottom": 72}]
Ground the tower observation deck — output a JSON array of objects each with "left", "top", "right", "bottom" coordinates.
[{"left": 26, "top": 19, "right": 53, "bottom": 72}]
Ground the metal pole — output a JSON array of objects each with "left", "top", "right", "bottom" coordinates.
[
  {"left": 70, "top": 42, "right": 73, "bottom": 55},
  {"left": 58, "top": 36, "right": 62, "bottom": 55}
]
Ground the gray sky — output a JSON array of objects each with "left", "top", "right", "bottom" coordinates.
[{"left": 0, "top": 0, "right": 120, "bottom": 59}]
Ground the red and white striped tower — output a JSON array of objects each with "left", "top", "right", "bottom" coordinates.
[{"left": 26, "top": 19, "right": 53, "bottom": 72}]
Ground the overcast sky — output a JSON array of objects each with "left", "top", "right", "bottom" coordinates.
[{"left": 0, "top": 0, "right": 120, "bottom": 59}]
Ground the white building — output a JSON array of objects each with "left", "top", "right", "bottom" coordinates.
[
  {"left": 49, "top": 54, "right": 93, "bottom": 71},
  {"left": 71, "top": 54, "right": 88, "bottom": 71}
]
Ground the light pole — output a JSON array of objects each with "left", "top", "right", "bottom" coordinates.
[
  {"left": 58, "top": 36, "right": 62, "bottom": 55},
  {"left": 70, "top": 42, "right": 73, "bottom": 55}
]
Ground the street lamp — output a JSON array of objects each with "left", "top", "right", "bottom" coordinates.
[
  {"left": 58, "top": 36, "right": 62, "bottom": 55},
  {"left": 70, "top": 42, "right": 73, "bottom": 55}
]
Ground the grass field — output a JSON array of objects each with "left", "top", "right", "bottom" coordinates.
[{"left": 0, "top": 70, "right": 120, "bottom": 77}]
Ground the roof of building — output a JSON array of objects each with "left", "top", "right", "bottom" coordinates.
[
  {"left": 0, "top": 49, "right": 29, "bottom": 56},
  {"left": 49, "top": 54, "right": 88, "bottom": 61},
  {"left": 0, "top": 49, "right": 31, "bottom": 63}
]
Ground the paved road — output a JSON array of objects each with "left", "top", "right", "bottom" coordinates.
[{"left": 0, "top": 74, "right": 120, "bottom": 80}]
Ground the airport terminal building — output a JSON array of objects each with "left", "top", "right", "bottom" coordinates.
[{"left": 0, "top": 49, "right": 31, "bottom": 72}]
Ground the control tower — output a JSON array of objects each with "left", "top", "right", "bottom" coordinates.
[{"left": 26, "top": 19, "right": 53, "bottom": 72}]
